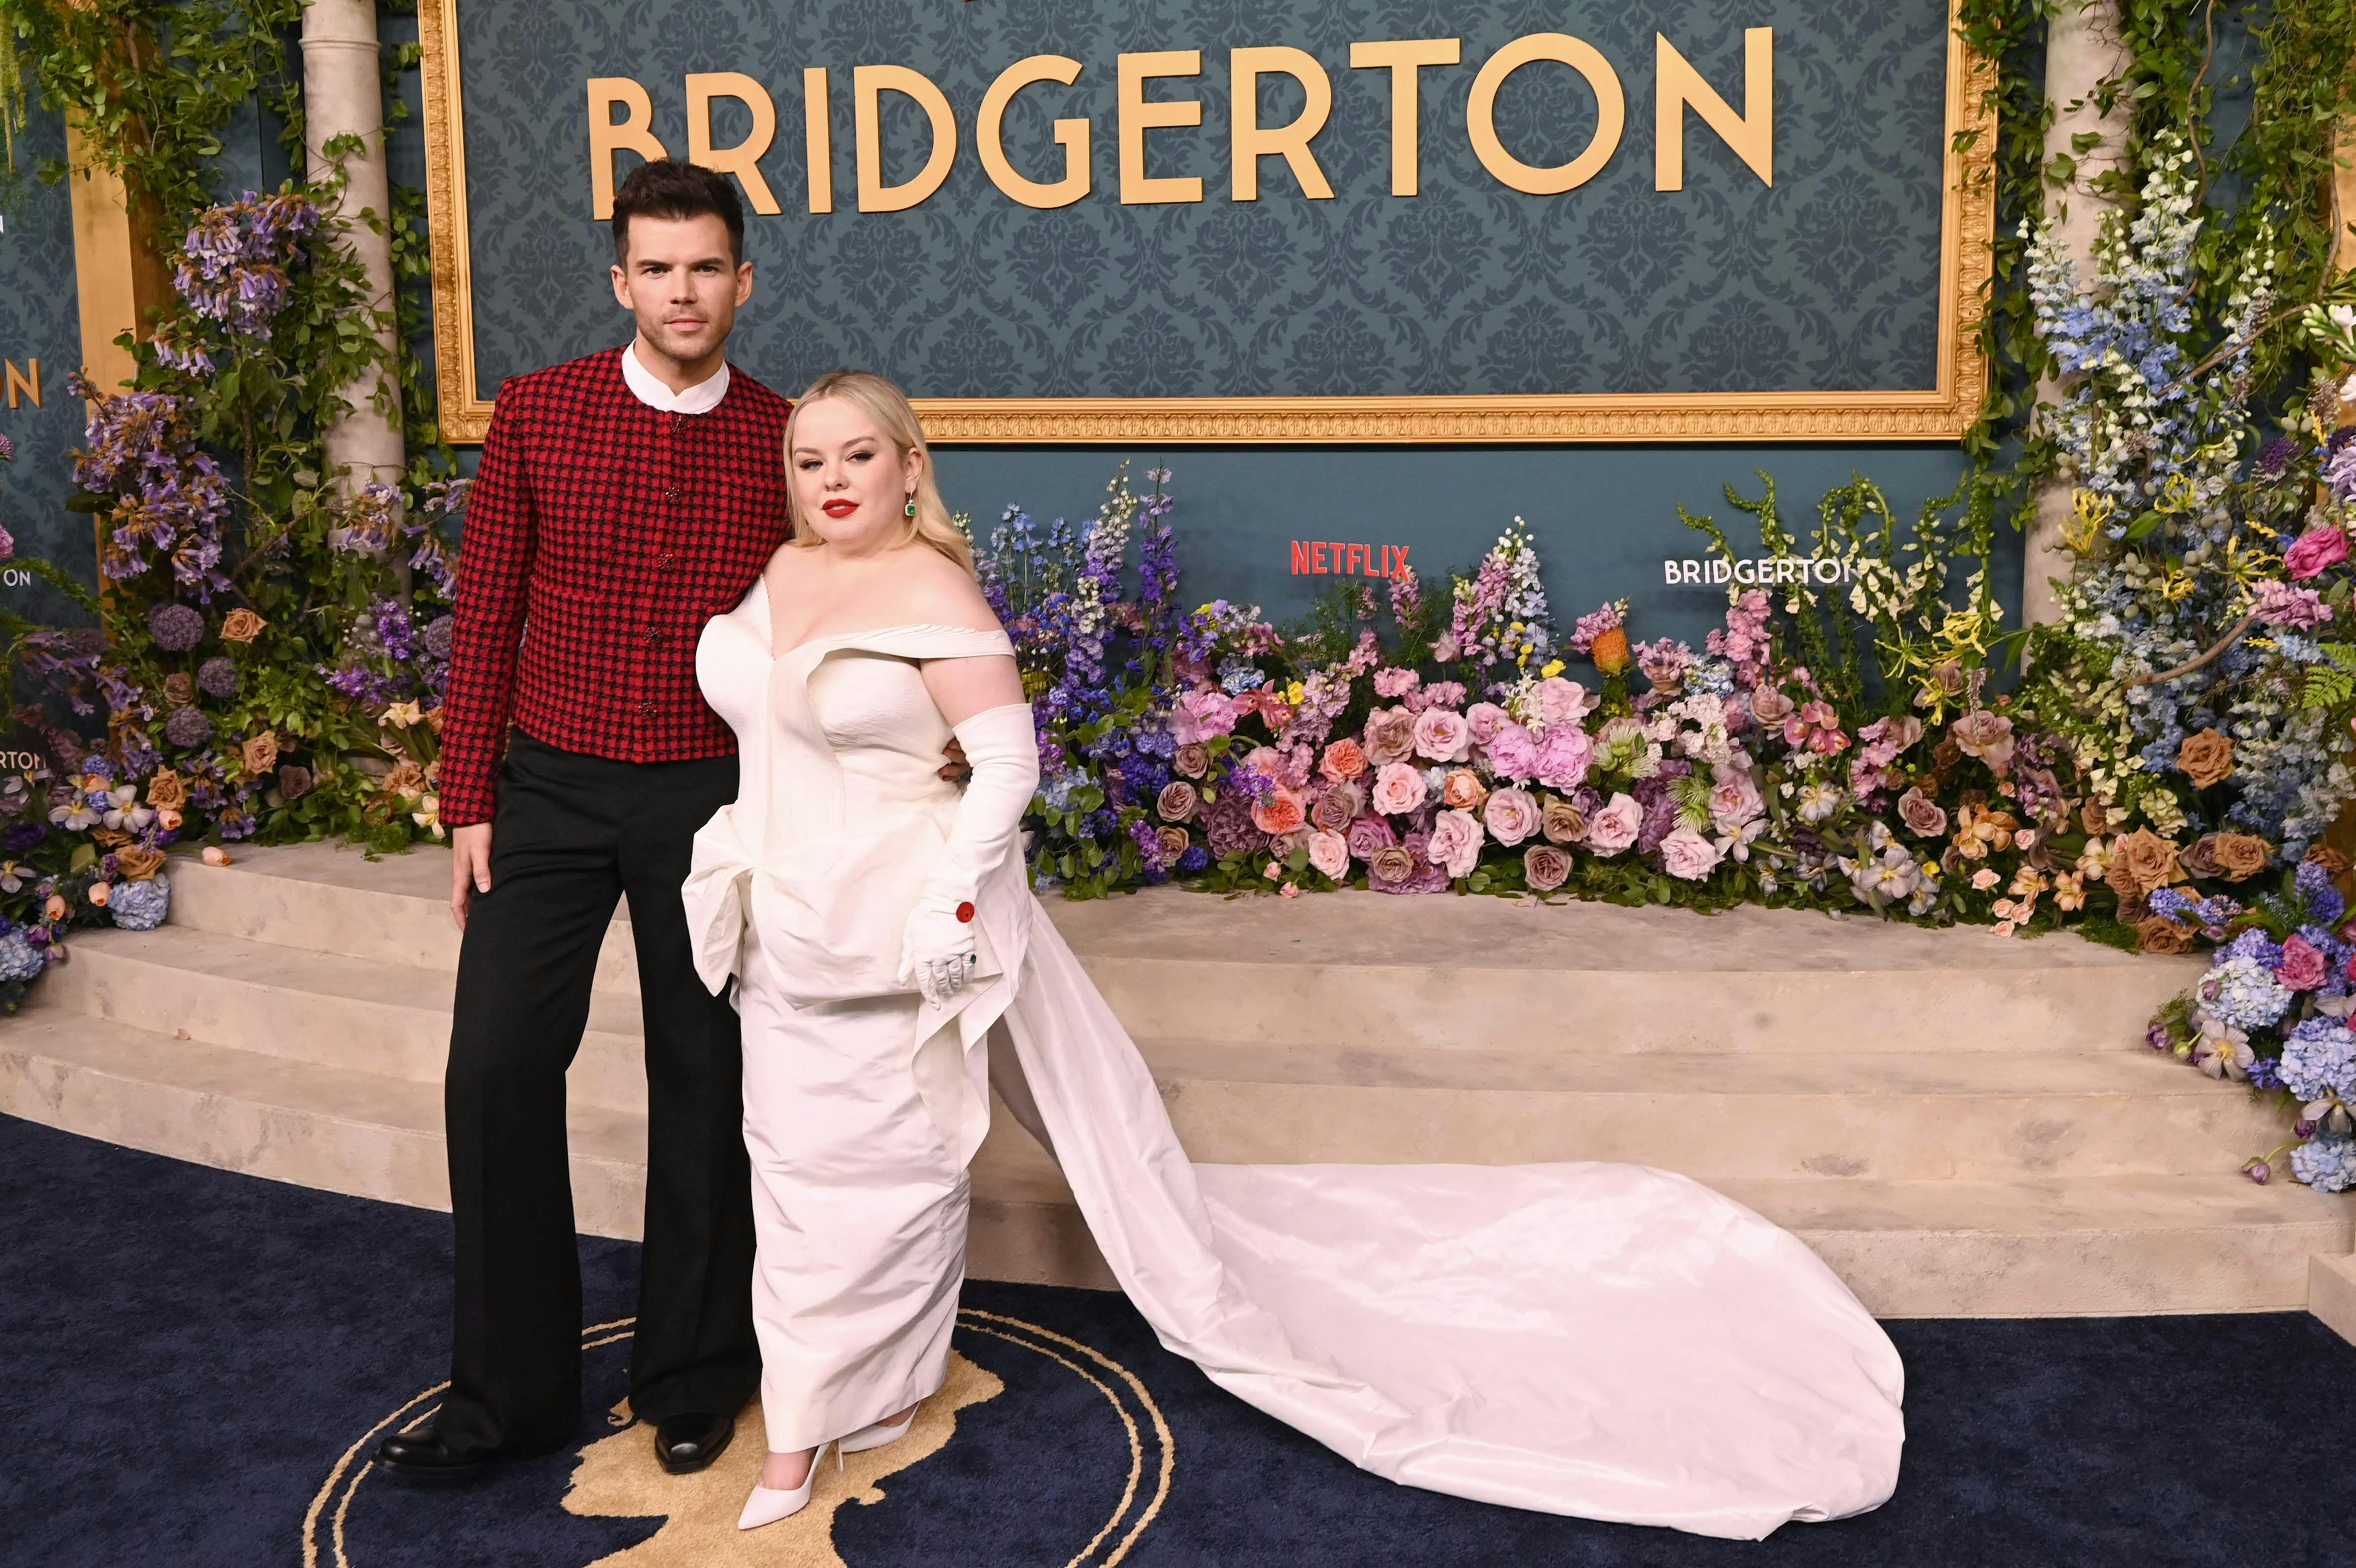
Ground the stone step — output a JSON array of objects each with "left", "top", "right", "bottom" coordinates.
[
  {"left": 166, "top": 842, "right": 2201, "bottom": 1056},
  {"left": 6, "top": 1005, "right": 2337, "bottom": 1318},
  {"left": 39, "top": 924, "right": 2274, "bottom": 1180}
]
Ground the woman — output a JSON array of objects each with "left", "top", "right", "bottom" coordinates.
[{"left": 686, "top": 372, "right": 1907, "bottom": 1540}]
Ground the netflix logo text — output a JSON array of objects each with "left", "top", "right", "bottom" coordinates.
[{"left": 1289, "top": 540, "right": 1411, "bottom": 579}]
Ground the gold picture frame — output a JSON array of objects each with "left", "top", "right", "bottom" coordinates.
[{"left": 419, "top": 0, "right": 1995, "bottom": 445}]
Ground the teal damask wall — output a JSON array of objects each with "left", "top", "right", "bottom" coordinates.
[{"left": 0, "top": 100, "right": 94, "bottom": 627}]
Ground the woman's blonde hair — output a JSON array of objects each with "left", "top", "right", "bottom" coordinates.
[{"left": 783, "top": 370, "right": 972, "bottom": 573}]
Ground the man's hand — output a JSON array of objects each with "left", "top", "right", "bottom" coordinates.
[
  {"left": 450, "top": 822, "right": 494, "bottom": 929},
  {"left": 938, "top": 737, "right": 971, "bottom": 785}
]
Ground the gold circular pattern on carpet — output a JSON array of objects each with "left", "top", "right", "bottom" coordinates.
[{"left": 305, "top": 1310, "right": 1172, "bottom": 1567}]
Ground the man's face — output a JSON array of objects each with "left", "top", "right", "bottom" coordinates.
[{"left": 609, "top": 213, "right": 753, "bottom": 366}]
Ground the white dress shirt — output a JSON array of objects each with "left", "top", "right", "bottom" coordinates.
[{"left": 621, "top": 340, "right": 730, "bottom": 414}]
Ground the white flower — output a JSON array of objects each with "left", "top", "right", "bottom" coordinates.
[
  {"left": 100, "top": 785, "right": 154, "bottom": 834},
  {"left": 1714, "top": 816, "right": 1768, "bottom": 862},
  {"left": 1796, "top": 783, "right": 1844, "bottom": 823}
]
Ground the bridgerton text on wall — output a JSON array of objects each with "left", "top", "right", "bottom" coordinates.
[{"left": 416, "top": 0, "right": 1994, "bottom": 445}]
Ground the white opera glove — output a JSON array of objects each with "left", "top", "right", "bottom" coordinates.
[{"left": 898, "top": 702, "right": 1041, "bottom": 1007}]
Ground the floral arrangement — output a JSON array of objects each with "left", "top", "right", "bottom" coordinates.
[{"left": 0, "top": 183, "right": 457, "bottom": 1008}]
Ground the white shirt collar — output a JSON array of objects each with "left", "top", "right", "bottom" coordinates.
[{"left": 621, "top": 341, "right": 730, "bottom": 414}]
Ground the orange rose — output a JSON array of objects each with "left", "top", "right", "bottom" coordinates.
[
  {"left": 1319, "top": 738, "right": 1368, "bottom": 783},
  {"left": 382, "top": 760, "right": 427, "bottom": 798},
  {"left": 115, "top": 845, "right": 166, "bottom": 881},
  {"left": 1440, "top": 768, "right": 1488, "bottom": 812},
  {"left": 146, "top": 771, "right": 187, "bottom": 810},
  {"left": 241, "top": 733, "right": 280, "bottom": 776},
  {"left": 2116, "top": 828, "right": 2183, "bottom": 894},
  {"left": 220, "top": 610, "right": 267, "bottom": 643},
  {"left": 156, "top": 807, "right": 184, "bottom": 832},
  {"left": 201, "top": 845, "right": 233, "bottom": 866},
  {"left": 2176, "top": 729, "right": 2234, "bottom": 789},
  {"left": 1250, "top": 785, "right": 1307, "bottom": 837},
  {"left": 2135, "top": 915, "right": 2197, "bottom": 955}
]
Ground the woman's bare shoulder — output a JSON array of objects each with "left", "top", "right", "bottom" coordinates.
[{"left": 894, "top": 548, "right": 1005, "bottom": 635}]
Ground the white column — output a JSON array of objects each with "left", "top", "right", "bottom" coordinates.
[
  {"left": 2023, "top": 0, "right": 2131, "bottom": 628},
  {"left": 301, "top": 0, "right": 404, "bottom": 498}
]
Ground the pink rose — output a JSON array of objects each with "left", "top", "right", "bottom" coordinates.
[
  {"left": 1364, "top": 707, "right": 1417, "bottom": 766},
  {"left": 1170, "top": 687, "right": 1236, "bottom": 744},
  {"left": 1309, "top": 783, "right": 1362, "bottom": 832},
  {"left": 1412, "top": 707, "right": 1471, "bottom": 763},
  {"left": 1523, "top": 842, "right": 1571, "bottom": 892},
  {"left": 1269, "top": 825, "right": 1313, "bottom": 863},
  {"left": 1157, "top": 781, "right": 1199, "bottom": 822},
  {"left": 1307, "top": 829, "right": 1351, "bottom": 880},
  {"left": 1320, "top": 738, "right": 1368, "bottom": 782},
  {"left": 1949, "top": 709, "right": 2015, "bottom": 772},
  {"left": 1372, "top": 666, "right": 1422, "bottom": 699},
  {"left": 2284, "top": 524, "right": 2350, "bottom": 580},
  {"left": 1657, "top": 828, "right": 1723, "bottom": 881},
  {"left": 1536, "top": 678, "right": 1596, "bottom": 729},
  {"left": 1174, "top": 742, "right": 1210, "bottom": 779},
  {"left": 1707, "top": 771, "right": 1763, "bottom": 831},
  {"left": 1440, "top": 768, "right": 1487, "bottom": 811},
  {"left": 1346, "top": 813, "right": 1397, "bottom": 861},
  {"left": 1465, "top": 702, "right": 1510, "bottom": 746},
  {"left": 1750, "top": 687, "right": 1796, "bottom": 726},
  {"left": 1533, "top": 726, "right": 1594, "bottom": 790},
  {"left": 1485, "top": 722, "right": 1541, "bottom": 782},
  {"left": 1586, "top": 792, "right": 1642, "bottom": 855},
  {"left": 1483, "top": 786, "right": 1540, "bottom": 846},
  {"left": 1428, "top": 808, "right": 1485, "bottom": 879},
  {"left": 1370, "top": 762, "right": 1427, "bottom": 816},
  {"left": 1368, "top": 844, "right": 1418, "bottom": 886},
  {"left": 1897, "top": 786, "right": 1948, "bottom": 837},
  {"left": 2278, "top": 933, "right": 2328, "bottom": 991},
  {"left": 1251, "top": 785, "right": 1307, "bottom": 836}
]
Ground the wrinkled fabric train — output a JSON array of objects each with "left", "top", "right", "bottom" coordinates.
[{"left": 687, "top": 586, "right": 1906, "bottom": 1540}]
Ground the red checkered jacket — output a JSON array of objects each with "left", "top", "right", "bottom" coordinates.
[{"left": 438, "top": 346, "right": 792, "bottom": 826}]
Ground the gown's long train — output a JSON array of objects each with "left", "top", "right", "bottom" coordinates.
[{"left": 688, "top": 603, "right": 1905, "bottom": 1542}]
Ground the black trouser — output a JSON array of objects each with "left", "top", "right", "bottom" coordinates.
[{"left": 436, "top": 731, "right": 758, "bottom": 1455}]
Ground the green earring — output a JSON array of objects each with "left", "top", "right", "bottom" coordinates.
[{"left": 904, "top": 496, "right": 917, "bottom": 519}]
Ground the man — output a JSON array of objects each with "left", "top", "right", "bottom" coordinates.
[{"left": 378, "top": 158, "right": 790, "bottom": 1480}]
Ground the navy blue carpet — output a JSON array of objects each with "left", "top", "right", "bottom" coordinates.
[{"left": 2, "top": 1110, "right": 2351, "bottom": 1568}]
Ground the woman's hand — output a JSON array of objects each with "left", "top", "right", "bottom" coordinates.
[{"left": 899, "top": 895, "right": 977, "bottom": 1006}]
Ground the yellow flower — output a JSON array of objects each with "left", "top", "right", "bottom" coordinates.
[
  {"left": 1540, "top": 659, "right": 1565, "bottom": 679},
  {"left": 1284, "top": 681, "right": 1305, "bottom": 704},
  {"left": 382, "top": 700, "right": 425, "bottom": 729},
  {"left": 2155, "top": 472, "right": 2198, "bottom": 514}
]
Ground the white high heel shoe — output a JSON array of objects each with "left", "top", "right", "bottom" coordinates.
[{"left": 736, "top": 1441, "right": 832, "bottom": 1531}]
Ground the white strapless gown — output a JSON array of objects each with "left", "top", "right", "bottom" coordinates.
[{"left": 687, "top": 588, "right": 1905, "bottom": 1541}]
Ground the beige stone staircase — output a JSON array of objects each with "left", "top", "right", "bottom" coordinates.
[{"left": 2, "top": 840, "right": 2349, "bottom": 1318}]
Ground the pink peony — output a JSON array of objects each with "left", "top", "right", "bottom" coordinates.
[
  {"left": 1170, "top": 688, "right": 1237, "bottom": 744},
  {"left": 2284, "top": 525, "right": 2350, "bottom": 580},
  {"left": 1370, "top": 762, "right": 1427, "bottom": 816},
  {"left": 1428, "top": 809, "right": 1485, "bottom": 878},
  {"left": 1536, "top": 678, "right": 1597, "bottom": 729},
  {"left": 2278, "top": 933, "right": 2328, "bottom": 991},
  {"left": 1708, "top": 770, "right": 1764, "bottom": 831},
  {"left": 1412, "top": 707, "right": 1471, "bottom": 763},
  {"left": 1523, "top": 842, "right": 1571, "bottom": 892},
  {"left": 1533, "top": 726, "right": 1594, "bottom": 790},
  {"left": 1657, "top": 828, "right": 1723, "bottom": 881},
  {"left": 1251, "top": 785, "right": 1307, "bottom": 836},
  {"left": 1405, "top": 680, "right": 1467, "bottom": 714},
  {"left": 1307, "top": 829, "right": 1351, "bottom": 879},
  {"left": 1364, "top": 707, "right": 1417, "bottom": 766},
  {"left": 1586, "top": 792, "right": 1642, "bottom": 855},
  {"left": 1483, "top": 786, "right": 1540, "bottom": 846},
  {"left": 1485, "top": 722, "right": 1541, "bottom": 782},
  {"left": 1346, "top": 813, "right": 1398, "bottom": 861},
  {"left": 1320, "top": 737, "right": 1369, "bottom": 782},
  {"left": 1464, "top": 702, "right": 1511, "bottom": 746}
]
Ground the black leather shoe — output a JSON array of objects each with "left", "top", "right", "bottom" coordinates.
[
  {"left": 654, "top": 1411, "right": 734, "bottom": 1474},
  {"left": 375, "top": 1423, "right": 500, "bottom": 1483}
]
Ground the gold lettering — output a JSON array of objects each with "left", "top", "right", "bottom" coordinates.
[
  {"left": 686, "top": 73, "right": 782, "bottom": 215},
  {"left": 1466, "top": 34, "right": 1624, "bottom": 195},
  {"left": 1118, "top": 50, "right": 1203, "bottom": 205},
  {"left": 587, "top": 77, "right": 669, "bottom": 220},
  {"left": 978, "top": 55, "right": 1091, "bottom": 209},
  {"left": 1655, "top": 30, "right": 1773, "bottom": 191},
  {"left": 854, "top": 64, "right": 958, "bottom": 213},
  {"left": 1230, "top": 46, "right": 1333, "bottom": 201},
  {"left": 804, "top": 68, "right": 834, "bottom": 214},
  {"left": 1348, "top": 38, "right": 1461, "bottom": 197},
  {"left": 4, "top": 358, "right": 39, "bottom": 409}
]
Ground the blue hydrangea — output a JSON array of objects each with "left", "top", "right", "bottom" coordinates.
[
  {"left": 2289, "top": 1135, "right": 2356, "bottom": 1192},
  {"left": 1176, "top": 844, "right": 1209, "bottom": 873},
  {"left": 2221, "top": 927, "right": 2284, "bottom": 968},
  {"left": 1217, "top": 656, "right": 1267, "bottom": 694},
  {"left": 0, "top": 929, "right": 44, "bottom": 982},
  {"left": 1039, "top": 770, "right": 1088, "bottom": 813},
  {"left": 108, "top": 874, "right": 170, "bottom": 931},
  {"left": 2297, "top": 860, "right": 2347, "bottom": 927},
  {"left": 2200, "top": 954, "right": 2293, "bottom": 1032},
  {"left": 2147, "top": 887, "right": 2197, "bottom": 919},
  {"left": 2279, "top": 1017, "right": 2356, "bottom": 1101}
]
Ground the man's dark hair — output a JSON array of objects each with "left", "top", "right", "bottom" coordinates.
[{"left": 611, "top": 158, "right": 745, "bottom": 266}]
